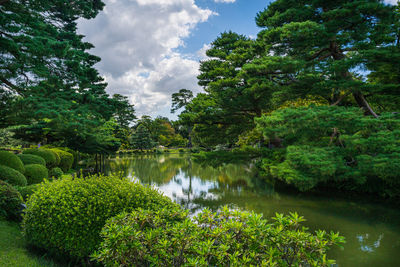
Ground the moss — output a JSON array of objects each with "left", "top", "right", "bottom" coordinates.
[{"left": 0, "top": 151, "right": 25, "bottom": 173}]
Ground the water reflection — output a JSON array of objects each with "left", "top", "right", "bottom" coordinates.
[{"left": 105, "top": 154, "right": 400, "bottom": 267}]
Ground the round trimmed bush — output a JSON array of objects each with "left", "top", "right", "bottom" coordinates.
[
  {"left": 0, "top": 180, "right": 23, "bottom": 221},
  {"left": 0, "top": 150, "right": 25, "bottom": 173},
  {"left": 23, "top": 174, "right": 179, "bottom": 260},
  {"left": 49, "top": 167, "right": 63, "bottom": 179},
  {"left": 23, "top": 149, "right": 57, "bottom": 168},
  {"left": 24, "top": 164, "right": 48, "bottom": 185},
  {"left": 50, "top": 149, "right": 74, "bottom": 172},
  {"left": 0, "top": 165, "right": 27, "bottom": 186},
  {"left": 17, "top": 154, "right": 46, "bottom": 166}
]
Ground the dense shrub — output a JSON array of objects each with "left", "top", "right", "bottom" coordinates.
[
  {"left": 0, "top": 165, "right": 27, "bottom": 186},
  {"left": 256, "top": 106, "right": 400, "bottom": 198},
  {"left": 24, "top": 164, "right": 48, "bottom": 185},
  {"left": 0, "top": 150, "right": 25, "bottom": 173},
  {"left": 50, "top": 149, "right": 74, "bottom": 172},
  {"left": 0, "top": 180, "right": 23, "bottom": 221},
  {"left": 49, "top": 167, "right": 63, "bottom": 179},
  {"left": 17, "top": 154, "right": 46, "bottom": 166},
  {"left": 23, "top": 174, "right": 179, "bottom": 260},
  {"left": 23, "top": 149, "right": 57, "bottom": 168},
  {"left": 17, "top": 184, "right": 42, "bottom": 201},
  {"left": 94, "top": 207, "right": 345, "bottom": 267}
]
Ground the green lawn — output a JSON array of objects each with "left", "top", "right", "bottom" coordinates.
[{"left": 0, "top": 220, "right": 60, "bottom": 267}]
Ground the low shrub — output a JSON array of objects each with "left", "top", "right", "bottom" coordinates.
[
  {"left": 0, "top": 180, "right": 24, "bottom": 221},
  {"left": 17, "top": 184, "right": 42, "bottom": 201},
  {"left": 0, "top": 165, "right": 27, "bottom": 186},
  {"left": 95, "top": 207, "right": 345, "bottom": 267},
  {"left": 24, "top": 164, "right": 48, "bottom": 185},
  {"left": 50, "top": 149, "right": 74, "bottom": 172},
  {"left": 23, "top": 174, "right": 179, "bottom": 260},
  {"left": 178, "top": 148, "right": 185, "bottom": 153},
  {"left": 17, "top": 154, "right": 46, "bottom": 166},
  {"left": 0, "top": 150, "right": 25, "bottom": 173},
  {"left": 49, "top": 167, "right": 63, "bottom": 179},
  {"left": 23, "top": 149, "right": 57, "bottom": 168}
]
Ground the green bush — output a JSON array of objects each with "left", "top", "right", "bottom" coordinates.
[
  {"left": 48, "top": 167, "right": 63, "bottom": 179},
  {"left": 0, "top": 180, "right": 23, "bottom": 221},
  {"left": 0, "top": 150, "right": 25, "bottom": 173},
  {"left": 23, "top": 149, "right": 57, "bottom": 168},
  {"left": 94, "top": 207, "right": 345, "bottom": 267},
  {"left": 50, "top": 149, "right": 74, "bottom": 172},
  {"left": 23, "top": 174, "right": 179, "bottom": 260},
  {"left": 17, "top": 154, "right": 46, "bottom": 166},
  {"left": 0, "top": 165, "right": 27, "bottom": 186},
  {"left": 24, "top": 164, "right": 48, "bottom": 185},
  {"left": 17, "top": 184, "right": 42, "bottom": 201}
]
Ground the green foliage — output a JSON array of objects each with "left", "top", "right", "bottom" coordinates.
[
  {"left": 17, "top": 184, "right": 42, "bottom": 201},
  {"left": 23, "top": 149, "right": 57, "bottom": 168},
  {"left": 130, "top": 124, "right": 156, "bottom": 150},
  {"left": 94, "top": 207, "right": 344, "bottom": 267},
  {"left": 256, "top": 106, "right": 400, "bottom": 197},
  {"left": 0, "top": 165, "right": 27, "bottom": 186},
  {"left": 23, "top": 174, "right": 180, "bottom": 260},
  {"left": 50, "top": 149, "right": 74, "bottom": 172},
  {"left": 193, "top": 148, "right": 261, "bottom": 167},
  {"left": 24, "top": 164, "right": 48, "bottom": 185},
  {"left": 48, "top": 168, "right": 63, "bottom": 179},
  {"left": 0, "top": 180, "right": 23, "bottom": 221},
  {"left": 17, "top": 154, "right": 46, "bottom": 166},
  {"left": 0, "top": 151, "right": 25, "bottom": 173}
]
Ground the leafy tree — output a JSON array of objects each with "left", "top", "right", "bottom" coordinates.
[
  {"left": 171, "top": 89, "right": 193, "bottom": 113},
  {"left": 256, "top": 106, "right": 400, "bottom": 199},
  {"left": 130, "top": 124, "right": 155, "bottom": 151},
  {"left": 254, "top": 0, "right": 399, "bottom": 117}
]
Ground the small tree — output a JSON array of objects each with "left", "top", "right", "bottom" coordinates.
[{"left": 130, "top": 125, "right": 155, "bottom": 151}]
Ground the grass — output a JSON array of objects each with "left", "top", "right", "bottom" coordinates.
[{"left": 0, "top": 220, "right": 60, "bottom": 267}]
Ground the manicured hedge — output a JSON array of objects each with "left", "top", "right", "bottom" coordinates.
[
  {"left": 95, "top": 207, "right": 345, "bottom": 267},
  {"left": 48, "top": 167, "right": 63, "bottom": 179},
  {"left": 0, "top": 151, "right": 25, "bottom": 173},
  {"left": 24, "top": 164, "right": 48, "bottom": 185},
  {"left": 23, "top": 149, "right": 57, "bottom": 168},
  {"left": 0, "top": 180, "right": 23, "bottom": 221},
  {"left": 23, "top": 174, "right": 179, "bottom": 260},
  {"left": 0, "top": 165, "right": 27, "bottom": 186},
  {"left": 17, "top": 154, "right": 46, "bottom": 166},
  {"left": 50, "top": 149, "right": 74, "bottom": 172}
]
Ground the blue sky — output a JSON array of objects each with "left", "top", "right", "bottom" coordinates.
[{"left": 77, "top": 0, "right": 395, "bottom": 120}]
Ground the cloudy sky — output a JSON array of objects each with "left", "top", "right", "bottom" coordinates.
[{"left": 77, "top": 0, "right": 397, "bottom": 119}]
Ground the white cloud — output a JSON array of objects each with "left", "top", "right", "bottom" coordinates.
[
  {"left": 78, "top": 0, "right": 215, "bottom": 117},
  {"left": 214, "top": 0, "right": 236, "bottom": 3},
  {"left": 384, "top": 0, "right": 398, "bottom": 4}
]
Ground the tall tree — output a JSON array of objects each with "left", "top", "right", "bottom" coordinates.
[
  {"left": 130, "top": 124, "right": 155, "bottom": 151},
  {"left": 255, "top": 0, "right": 399, "bottom": 117},
  {"left": 171, "top": 89, "right": 193, "bottom": 113}
]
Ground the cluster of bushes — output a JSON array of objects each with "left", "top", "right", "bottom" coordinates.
[
  {"left": 256, "top": 106, "right": 400, "bottom": 200},
  {"left": 21, "top": 174, "right": 344, "bottom": 265},
  {"left": 0, "top": 147, "right": 75, "bottom": 221}
]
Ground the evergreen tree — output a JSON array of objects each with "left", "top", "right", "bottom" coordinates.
[{"left": 130, "top": 124, "right": 155, "bottom": 151}]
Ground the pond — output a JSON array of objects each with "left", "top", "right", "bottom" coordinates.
[{"left": 104, "top": 153, "right": 400, "bottom": 267}]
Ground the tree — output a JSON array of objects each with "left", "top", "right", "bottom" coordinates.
[
  {"left": 254, "top": 0, "right": 399, "bottom": 117},
  {"left": 130, "top": 124, "right": 155, "bottom": 151},
  {"left": 171, "top": 89, "right": 193, "bottom": 113}
]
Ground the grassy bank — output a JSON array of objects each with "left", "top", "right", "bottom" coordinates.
[{"left": 0, "top": 220, "right": 60, "bottom": 267}]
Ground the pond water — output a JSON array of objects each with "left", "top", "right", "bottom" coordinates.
[{"left": 104, "top": 154, "right": 400, "bottom": 267}]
